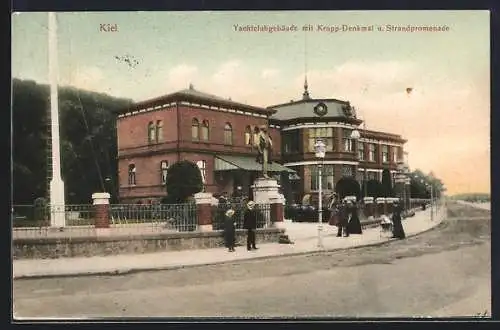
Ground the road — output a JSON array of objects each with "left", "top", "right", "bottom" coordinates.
[{"left": 13, "top": 203, "right": 491, "bottom": 319}]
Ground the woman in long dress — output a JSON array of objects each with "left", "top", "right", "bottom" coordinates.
[
  {"left": 346, "top": 200, "right": 363, "bottom": 235},
  {"left": 391, "top": 200, "right": 406, "bottom": 239},
  {"left": 224, "top": 208, "right": 236, "bottom": 252}
]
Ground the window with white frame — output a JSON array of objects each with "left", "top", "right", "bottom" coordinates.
[
  {"left": 308, "top": 127, "right": 334, "bottom": 152},
  {"left": 148, "top": 122, "right": 156, "bottom": 143},
  {"left": 358, "top": 142, "right": 365, "bottom": 160},
  {"left": 224, "top": 123, "right": 233, "bottom": 145},
  {"left": 160, "top": 161, "right": 168, "bottom": 185},
  {"left": 341, "top": 165, "right": 354, "bottom": 177},
  {"left": 392, "top": 146, "right": 398, "bottom": 163},
  {"left": 196, "top": 160, "right": 207, "bottom": 184},
  {"left": 382, "top": 145, "right": 389, "bottom": 163},
  {"left": 368, "top": 144, "right": 376, "bottom": 161},
  {"left": 310, "top": 165, "right": 335, "bottom": 191},
  {"left": 128, "top": 164, "right": 136, "bottom": 185},
  {"left": 343, "top": 129, "right": 354, "bottom": 152},
  {"left": 244, "top": 126, "right": 252, "bottom": 145},
  {"left": 201, "top": 120, "right": 209, "bottom": 141},
  {"left": 191, "top": 118, "right": 199, "bottom": 140},
  {"left": 156, "top": 120, "right": 163, "bottom": 142}
]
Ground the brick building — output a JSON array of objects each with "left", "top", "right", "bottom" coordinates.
[
  {"left": 269, "top": 81, "right": 406, "bottom": 203},
  {"left": 116, "top": 83, "right": 406, "bottom": 204},
  {"left": 116, "top": 84, "right": 291, "bottom": 203}
]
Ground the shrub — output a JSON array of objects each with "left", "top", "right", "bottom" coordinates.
[{"left": 165, "top": 160, "right": 203, "bottom": 203}]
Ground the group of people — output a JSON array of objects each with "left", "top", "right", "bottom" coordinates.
[
  {"left": 328, "top": 196, "right": 363, "bottom": 237},
  {"left": 328, "top": 194, "right": 406, "bottom": 239},
  {"left": 223, "top": 200, "right": 259, "bottom": 252}
]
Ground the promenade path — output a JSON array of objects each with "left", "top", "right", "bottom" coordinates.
[{"left": 13, "top": 206, "right": 446, "bottom": 279}]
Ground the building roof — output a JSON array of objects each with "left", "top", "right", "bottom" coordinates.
[
  {"left": 268, "top": 98, "right": 354, "bottom": 121},
  {"left": 215, "top": 155, "right": 296, "bottom": 173},
  {"left": 118, "top": 84, "right": 276, "bottom": 116}
]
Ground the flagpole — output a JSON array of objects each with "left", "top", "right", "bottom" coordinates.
[{"left": 48, "top": 12, "right": 66, "bottom": 227}]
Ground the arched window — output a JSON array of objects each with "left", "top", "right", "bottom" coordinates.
[
  {"left": 160, "top": 160, "right": 168, "bottom": 185},
  {"left": 244, "top": 126, "right": 252, "bottom": 145},
  {"left": 128, "top": 164, "right": 136, "bottom": 185},
  {"left": 191, "top": 118, "right": 199, "bottom": 140},
  {"left": 156, "top": 120, "right": 163, "bottom": 142},
  {"left": 201, "top": 120, "right": 209, "bottom": 141},
  {"left": 148, "top": 121, "right": 156, "bottom": 143},
  {"left": 224, "top": 123, "right": 233, "bottom": 145},
  {"left": 253, "top": 126, "right": 260, "bottom": 146}
]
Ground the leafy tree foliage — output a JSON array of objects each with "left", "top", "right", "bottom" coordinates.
[
  {"left": 165, "top": 160, "right": 203, "bottom": 203},
  {"left": 12, "top": 79, "right": 133, "bottom": 204},
  {"left": 366, "top": 179, "right": 383, "bottom": 198},
  {"left": 335, "top": 177, "right": 361, "bottom": 200},
  {"left": 381, "top": 168, "right": 394, "bottom": 198}
]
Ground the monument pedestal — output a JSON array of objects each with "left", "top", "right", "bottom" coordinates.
[{"left": 251, "top": 177, "right": 283, "bottom": 228}]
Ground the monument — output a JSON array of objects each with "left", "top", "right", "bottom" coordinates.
[{"left": 251, "top": 125, "right": 283, "bottom": 226}]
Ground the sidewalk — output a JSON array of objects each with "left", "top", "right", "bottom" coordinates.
[{"left": 13, "top": 207, "right": 446, "bottom": 279}]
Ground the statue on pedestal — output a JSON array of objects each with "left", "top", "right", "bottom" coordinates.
[{"left": 255, "top": 125, "right": 273, "bottom": 178}]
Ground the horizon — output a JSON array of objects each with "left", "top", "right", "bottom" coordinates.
[{"left": 11, "top": 11, "right": 490, "bottom": 195}]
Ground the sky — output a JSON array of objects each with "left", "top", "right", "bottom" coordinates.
[{"left": 11, "top": 10, "right": 490, "bottom": 195}]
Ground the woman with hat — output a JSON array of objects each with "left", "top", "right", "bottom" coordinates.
[
  {"left": 243, "top": 200, "right": 259, "bottom": 251},
  {"left": 391, "top": 199, "right": 406, "bottom": 239},
  {"left": 224, "top": 208, "right": 237, "bottom": 252}
]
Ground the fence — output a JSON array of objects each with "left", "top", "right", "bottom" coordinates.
[
  {"left": 12, "top": 203, "right": 198, "bottom": 238},
  {"left": 212, "top": 202, "right": 271, "bottom": 230}
]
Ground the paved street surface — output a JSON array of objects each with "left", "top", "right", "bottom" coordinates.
[
  {"left": 13, "top": 207, "right": 442, "bottom": 278},
  {"left": 13, "top": 202, "right": 490, "bottom": 319}
]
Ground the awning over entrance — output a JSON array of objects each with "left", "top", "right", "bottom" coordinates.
[{"left": 215, "top": 155, "right": 296, "bottom": 173}]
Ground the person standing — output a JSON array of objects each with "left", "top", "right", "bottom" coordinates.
[
  {"left": 224, "top": 208, "right": 236, "bottom": 252},
  {"left": 337, "top": 200, "right": 349, "bottom": 237},
  {"left": 391, "top": 200, "right": 406, "bottom": 239},
  {"left": 243, "top": 201, "right": 258, "bottom": 251},
  {"left": 346, "top": 199, "right": 363, "bottom": 235}
]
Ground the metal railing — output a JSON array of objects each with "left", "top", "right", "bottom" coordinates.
[
  {"left": 12, "top": 203, "right": 198, "bottom": 238},
  {"left": 109, "top": 204, "right": 197, "bottom": 232},
  {"left": 212, "top": 203, "right": 271, "bottom": 231}
]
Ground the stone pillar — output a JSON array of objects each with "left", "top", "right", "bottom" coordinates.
[
  {"left": 376, "top": 197, "right": 386, "bottom": 217},
  {"left": 194, "top": 192, "right": 214, "bottom": 231},
  {"left": 271, "top": 201, "right": 284, "bottom": 228},
  {"left": 363, "top": 197, "right": 374, "bottom": 219},
  {"left": 92, "top": 192, "right": 110, "bottom": 235},
  {"left": 251, "top": 177, "right": 281, "bottom": 228}
]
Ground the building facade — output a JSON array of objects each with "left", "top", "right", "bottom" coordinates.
[
  {"left": 116, "top": 83, "right": 406, "bottom": 204},
  {"left": 268, "top": 82, "right": 406, "bottom": 203},
  {"left": 116, "top": 85, "right": 289, "bottom": 203}
]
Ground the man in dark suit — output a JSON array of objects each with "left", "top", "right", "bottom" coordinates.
[
  {"left": 243, "top": 201, "right": 258, "bottom": 250},
  {"left": 337, "top": 200, "right": 349, "bottom": 237}
]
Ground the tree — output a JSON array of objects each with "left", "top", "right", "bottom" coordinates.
[
  {"left": 12, "top": 78, "right": 133, "bottom": 204},
  {"left": 366, "top": 179, "right": 383, "bottom": 198},
  {"left": 381, "top": 169, "right": 394, "bottom": 197},
  {"left": 165, "top": 160, "right": 203, "bottom": 203},
  {"left": 335, "top": 177, "right": 361, "bottom": 200}
]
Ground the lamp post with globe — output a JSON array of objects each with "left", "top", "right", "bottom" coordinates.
[{"left": 314, "top": 139, "right": 326, "bottom": 248}]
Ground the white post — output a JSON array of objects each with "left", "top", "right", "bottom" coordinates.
[
  {"left": 317, "top": 161, "right": 323, "bottom": 248},
  {"left": 430, "top": 185, "right": 434, "bottom": 221},
  {"left": 48, "top": 12, "right": 66, "bottom": 227}
]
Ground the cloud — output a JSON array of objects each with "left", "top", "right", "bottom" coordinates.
[
  {"left": 261, "top": 68, "right": 279, "bottom": 79},
  {"left": 64, "top": 66, "right": 105, "bottom": 91},
  {"left": 166, "top": 64, "right": 199, "bottom": 89}
]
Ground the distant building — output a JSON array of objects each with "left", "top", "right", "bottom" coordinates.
[
  {"left": 116, "top": 82, "right": 406, "bottom": 204},
  {"left": 268, "top": 80, "right": 406, "bottom": 203},
  {"left": 116, "top": 84, "right": 290, "bottom": 203}
]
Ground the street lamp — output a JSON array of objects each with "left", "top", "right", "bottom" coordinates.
[
  {"left": 420, "top": 179, "right": 434, "bottom": 221},
  {"left": 314, "top": 139, "right": 326, "bottom": 248}
]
